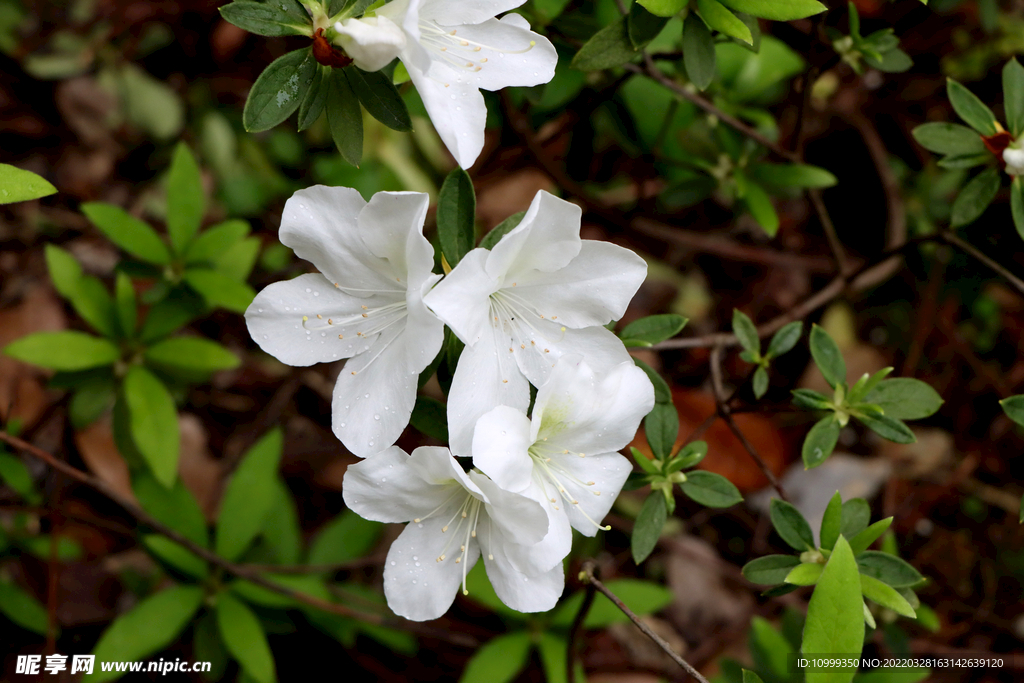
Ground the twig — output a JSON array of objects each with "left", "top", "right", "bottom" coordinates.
[
  {"left": 580, "top": 561, "right": 710, "bottom": 683},
  {"left": 940, "top": 230, "right": 1024, "bottom": 298},
  {"left": 0, "top": 431, "right": 479, "bottom": 648},
  {"left": 566, "top": 565, "right": 597, "bottom": 683},
  {"left": 808, "top": 188, "right": 852, "bottom": 276}
]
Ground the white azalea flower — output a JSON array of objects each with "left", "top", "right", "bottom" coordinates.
[
  {"left": 245, "top": 187, "right": 444, "bottom": 458},
  {"left": 471, "top": 356, "right": 654, "bottom": 571},
  {"left": 343, "top": 445, "right": 565, "bottom": 621},
  {"left": 423, "top": 190, "right": 648, "bottom": 454},
  {"left": 1004, "top": 144, "right": 1024, "bottom": 176},
  {"left": 334, "top": 0, "right": 557, "bottom": 167}
]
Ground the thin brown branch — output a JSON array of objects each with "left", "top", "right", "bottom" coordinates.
[
  {"left": 580, "top": 560, "right": 710, "bottom": 683},
  {"left": 940, "top": 229, "right": 1024, "bottom": 298},
  {"left": 566, "top": 567, "right": 597, "bottom": 683},
  {"left": 0, "top": 431, "right": 478, "bottom": 649}
]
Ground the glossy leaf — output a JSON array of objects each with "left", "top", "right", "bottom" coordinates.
[
  {"left": 217, "top": 593, "right": 277, "bottom": 683},
  {"left": 480, "top": 211, "right": 525, "bottom": 250},
  {"left": 732, "top": 309, "right": 760, "bottom": 355},
  {"left": 856, "top": 551, "right": 924, "bottom": 588},
  {"left": 183, "top": 268, "right": 256, "bottom": 313},
  {"left": 848, "top": 517, "right": 892, "bottom": 556},
  {"left": 742, "top": 554, "right": 800, "bottom": 585},
  {"left": 0, "top": 580, "right": 49, "bottom": 635},
  {"left": 619, "top": 314, "right": 688, "bottom": 346},
  {"left": 680, "top": 470, "right": 743, "bottom": 507},
  {"left": 810, "top": 324, "right": 846, "bottom": 389},
  {"left": 346, "top": 67, "right": 413, "bottom": 132},
  {"left": 4, "top": 331, "right": 119, "bottom": 371},
  {"left": 718, "top": 0, "right": 826, "bottom": 21},
  {"left": 857, "top": 412, "right": 915, "bottom": 444},
  {"left": 327, "top": 68, "right": 363, "bottom": 166},
  {"left": 860, "top": 574, "right": 916, "bottom": 618},
  {"left": 820, "top": 491, "right": 843, "bottom": 550},
  {"left": 243, "top": 48, "right": 314, "bottom": 132},
  {"left": 1000, "top": 394, "right": 1024, "bottom": 427},
  {"left": 632, "top": 492, "right": 667, "bottom": 564},
  {"left": 1004, "top": 58, "right": 1024, "bottom": 137},
  {"left": 144, "top": 337, "right": 241, "bottom": 375},
  {"left": 123, "top": 366, "right": 180, "bottom": 487},
  {"left": 697, "top": 0, "right": 751, "bottom": 44},
  {"left": 1012, "top": 176, "right": 1024, "bottom": 241},
  {"left": 766, "top": 321, "right": 803, "bottom": 358},
  {"left": 81, "top": 202, "right": 171, "bottom": 265},
  {"left": 645, "top": 403, "right": 679, "bottom": 460},
  {"left": 571, "top": 18, "right": 642, "bottom": 71},
  {"left": 911, "top": 122, "right": 986, "bottom": 156},
  {"left": 437, "top": 167, "right": 476, "bottom": 267},
  {"left": 770, "top": 498, "right": 815, "bottom": 551},
  {"left": 637, "top": 0, "right": 687, "bottom": 17},
  {"left": 683, "top": 13, "right": 716, "bottom": 90},
  {"left": 185, "top": 219, "right": 250, "bottom": 265},
  {"left": 166, "top": 143, "right": 204, "bottom": 254},
  {"left": 747, "top": 163, "right": 838, "bottom": 189},
  {"left": 802, "top": 536, "right": 863, "bottom": 683},
  {"left": 219, "top": 0, "right": 311, "bottom": 36},
  {"left": 803, "top": 416, "right": 840, "bottom": 469},
  {"left": 862, "top": 378, "right": 943, "bottom": 420},
  {"left": 946, "top": 78, "right": 998, "bottom": 135},
  {"left": 785, "top": 562, "right": 824, "bottom": 585},
  {"left": 752, "top": 365, "right": 769, "bottom": 399},
  {"left": 0, "top": 163, "right": 57, "bottom": 203},
  {"left": 839, "top": 499, "right": 871, "bottom": 538}
]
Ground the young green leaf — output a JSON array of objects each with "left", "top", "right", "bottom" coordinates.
[
  {"left": 217, "top": 593, "right": 277, "bottom": 683},
  {"left": 437, "top": 167, "right": 476, "bottom": 268},
  {"left": 847, "top": 517, "right": 892, "bottom": 555},
  {"left": 218, "top": 0, "right": 311, "bottom": 37},
  {"left": 770, "top": 498, "right": 815, "bottom": 551},
  {"left": 4, "top": 331, "right": 120, "bottom": 371},
  {"left": 741, "top": 179, "right": 780, "bottom": 236},
  {"left": 732, "top": 309, "right": 760, "bottom": 356},
  {"left": 185, "top": 219, "right": 250, "bottom": 265},
  {"left": 144, "top": 337, "right": 241, "bottom": 375},
  {"left": 458, "top": 631, "right": 532, "bottom": 683},
  {"left": 752, "top": 365, "right": 769, "bottom": 399},
  {"left": 741, "top": 554, "right": 800, "bottom": 585},
  {"left": 243, "top": 48, "right": 314, "bottom": 132},
  {"left": 166, "top": 143, "right": 205, "bottom": 254},
  {"left": 1000, "top": 394, "right": 1024, "bottom": 427},
  {"left": 671, "top": 440, "right": 708, "bottom": 470},
  {"left": 697, "top": 0, "right": 751, "bottom": 44},
  {"left": 784, "top": 562, "right": 824, "bottom": 585},
  {"left": 860, "top": 574, "right": 916, "bottom": 618},
  {"left": 717, "top": 0, "right": 826, "bottom": 22},
  {"left": 766, "top": 321, "right": 803, "bottom": 358},
  {"left": 809, "top": 324, "right": 846, "bottom": 389},
  {"left": 946, "top": 78, "right": 998, "bottom": 136},
  {"left": 81, "top": 202, "right": 171, "bottom": 265},
  {"left": 307, "top": 510, "right": 382, "bottom": 566},
  {"left": 123, "top": 366, "right": 180, "bottom": 487},
  {"left": 861, "top": 378, "right": 943, "bottom": 420},
  {"left": 856, "top": 551, "right": 924, "bottom": 588},
  {"left": 632, "top": 492, "right": 667, "bottom": 564},
  {"left": 803, "top": 416, "right": 840, "bottom": 469},
  {"left": 327, "top": 68, "right": 363, "bottom": 166},
  {"left": 792, "top": 388, "right": 833, "bottom": 411},
  {"left": 346, "top": 66, "right": 413, "bottom": 132},
  {"left": 802, "top": 536, "right": 863, "bottom": 683},
  {"left": 1004, "top": 58, "right": 1024, "bottom": 137},
  {"left": 839, "top": 498, "right": 871, "bottom": 538},
  {"left": 0, "top": 164, "right": 57, "bottom": 203},
  {"left": 683, "top": 13, "right": 716, "bottom": 90},
  {"left": 216, "top": 428, "right": 284, "bottom": 561},
  {"left": 645, "top": 403, "right": 679, "bottom": 460},
  {"left": 950, "top": 167, "right": 1000, "bottom": 227},
  {"left": 747, "top": 163, "right": 838, "bottom": 189},
  {"left": 0, "top": 580, "right": 49, "bottom": 635},
  {"left": 680, "top": 470, "right": 743, "bottom": 507},
  {"left": 857, "top": 412, "right": 915, "bottom": 444},
  {"left": 619, "top": 314, "right": 688, "bottom": 346},
  {"left": 820, "top": 491, "right": 843, "bottom": 550},
  {"left": 637, "top": 0, "right": 687, "bottom": 17},
  {"left": 911, "top": 122, "right": 987, "bottom": 156},
  {"left": 90, "top": 586, "right": 204, "bottom": 683}
]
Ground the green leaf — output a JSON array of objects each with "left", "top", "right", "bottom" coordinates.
[
  {"left": 0, "top": 452, "right": 37, "bottom": 502},
  {"left": 243, "top": 48, "right": 314, "bottom": 132},
  {"left": 437, "top": 168, "right": 476, "bottom": 267},
  {"left": 680, "top": 470, "right": 743, "bottom": 507},
  {"left": 571, "top": 17, "right": 643, "bottom": 71},
  {"left": 950, "top": 167, "right": 1000, "bottom": 227},
  {"left": 637, "top": 0, "right": 687, "bottom": 17},
  {"left": 848, "top": 517, "right": 892, "bottom": 555},
  {"left": 792, "top": 388, "right": 832, "bottom": 411},
  {"left": 216, "top": 593, "right": 277, "bottom": 683},
  {"left": 749, "top": 615, "right": 794, "bottom": 678},
  {"left": 847, "top": 366, "right": 893, "bottom": 404},
  {"left": 802, "top": 536, "right": 863, "bottom": 683},
  {"left": 308, "top": 510, "right": 382, "bottom": 566},
  {"left": 1000, "top": 394, "right": 1024, "bottom": 427},
  {"left": 671, "top": 440, "right": 708, "bottom": 470},
  {"left": 166, "top": 143, "right": 204, "bottom": 254},
  {"left": 0, "top": 163, "right": 56, "bottom": 203},
  {"left": 133, "top": 471, "right": 208, "bottom": 546},
  {"left": 741, "top": 554, "right": 800, "bottom": 584},
  {"left": 911, "top": 122, "right": 986, "bottom": 156},
  {"left": 803, "top": 416, "right": 840, "bottom": 469},
  {"left": 183, "top": 268, "right": 255, "bottom": 313},
  {"left": 261, "top": 479, "right": 303, "bottom": 564},
  {"left": 346, "top": 66, "right": 413, "bottom": 132},
  {"left": 770, "top": 498, "right": 815, "bottom": 551},
  {"left": 752, "top": 365, "right": 769, "bottom": 399},
  {"left": 480, "top": 211, "right": 525, "bottom": 250},
  {"left": 44, "top": 244, "right": 83, "bottom": 299},
  {"left": 644, "top": 403, "right": 679, "bottom": 460},
  {"left": 139, "top": 294, "right": 198, "bottom": 343},
  {"left": 840, "top": 499, "right": 871, "bottom": 538},
  {"left": 230, "top": 573, "right": 329, "bottom": 608},
  {"left": 946, "top": 78, "right": 998, "bottom": 136},
  {"left": 785, "top": 561, "right": 824, "bottom": 585},
  {"left": 1004, "top": 58, "right": 1024, "bottom": 137},
  {"left": 114, "top": 273, "right": 137, "bottom": 339},
  {"left": 766, "top": 321, "right": 803, "bottom": 358},
  {"left": 90, "top": 586, "right": 204, "bottom": 682},
  {"left": 860, "top": 574, "right": 916, "bottom": 618},
  {"left": 44, "top": 246, "right": 118, "bottom": 336},
  {"left": 327, "top": 68, "right": 363, "bottom": 166},
  {"left": 862, "top": 378, "right": 943, "bottom": 420},
  {"left": 632, "top": 492, "right": 667, "bottom": 564},
  {"left": 551, "top": 579, "right": 674, "bottom": 629},
  {"left": 742, "top": 671, "right": 766, "bottom": 683},
  {"left": 4, "top": 331, "right": 119, "bottom": 371},
  {"left": 463, "top": 562, "right": 522, "bottom": 618},
  {"left": 741, "top": 179, "right": 779, "bottom": 236},
  {"left": 809, "top": 324, "right": 846, "bottom": 389},
  {"left": 697, "top": 0, "right": 751, "bottom": 44},
  {"left": 218, "top": 0, "right": 311, "bottom": 36},
  {"left": 717, "top": 0, "right": 826, "bottom": 21},
  {"left": 820, "top": 491, "right": 843, "bottom": 550},
  {"left": 1012, "top": 176, "right": 1024, "bottom": 241},
  {"left": 81, "top": 202, "right": 171, "bottom": 265},
  {"left": 185, "top": 219, "right": 250, "bottom": 265},
  {"left": 537, "top": 632, "right": 580, "bottom": 683},
  {"left": 747, "top": 162, "right": 838, "bottom": 189},
  {"left": 937, "top": 152, "right": 990, "bottom": 169},
  {"left": 0, "top": 579, "right": 49, "bottom": 634},
  {"left": 216, "top": 428, "right": 283, "bottom": 561},
  {"left": 123, "top": 366, "right": 179, "bottom": 487},
  {"left": 68, "top": 379, "right": 115, "bottom": 429},
  {"left": 857, "top": 412, "right": 916, "bottom": 444},
  {"left": 211, "top": 236, "right": 260, "bottom": 282},
  {"left": 629, "top": 2, "right": 670, "bottom": 49},
  {"left": 619, "top": 314, "right": 688, "bottom": 346},
  {"left": 142, "top": 535, "right": 208, "bottom": 579},
  {"left": 732, "top": 309, "right": 760, "bottom": 355},
  {"left": 633, "top": 357, "right": 672, "bottom": 404},
  {"left": 144, "top": 337, "right": 241, "bottom": 375},
  {"left": 410, "top": 395, "right": 449, "bottom": 441},
  {"left": 856, "top": 551, "right": 924, "bottom": 588},
  {"left": 459, "top": 631, "right": 532, "bottom": 683},
  {"left": 298, "top": 65, "right": 328, "bottom": 131}
]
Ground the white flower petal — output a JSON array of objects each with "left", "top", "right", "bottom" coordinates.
[
  {"left": 405, "top": 273, "right": 446, "bottom": 372},
  {"left": 333, "top": 15, "right": 407, "bottom": 72},
  {"left": 342, "top": 446, "right": 453, "bottom": 523},
  {"left": 332, "top": 324, "right": 419, "bottom": 457},
  {"left": 357, "top": 192, "right": 430, "bottom": 277},
  {"left": 407, "top": 446, "right": 478, "bottom": 492},
  {"left": 279, "top": 186, "right": 398, "bottom": 293},
  {"left": 513, "top": 321, "right": 632, "bottom": 389},
  {"left": 550, "top": 451, "right": 631, "bottom": 536},
  {"left": 419, "top": 0, "right": 526, "bottom": 26},
  {"left": 471, "top": 471, "right": 548, "bottom": 546},
  {"left": 507, "top": 240, "right": 648, "bottom": 328},
  {"left": 406, "top": 63, "right": 487, "bottom": 168},
  {"left": 383, "top": 515, "right": 481, "bottom": 621},
  {"left": 478, "top": 525, "right": 563, "bottom": 613},
  {"left": 486, "top": 190, "right": 583, "bottom": 277},
  {"left": 446, "top": 317, "right": 531, "bottom": 455},
  {"left": 423, "top": 248, "right": 497, "bottom": 345},
  {"left": 430, "top": 16, "right": 557, "bottom": 91},
  {"left": 1005, "top": 147, "right": 1024, "bottom": 175},
  {"left": 471, "top": 406, "right": 535, "bottom": 492},
  {"left": 509, "top": 481, "right": 573, "bottom": 574},
  {"left": 245, "top": 274, "right": 383, "bottom": 366}
]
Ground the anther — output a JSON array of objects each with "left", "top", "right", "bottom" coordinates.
[
  {"left": 474, "top": 46, "right": 481, "bottom": 51},
  {"left": 455, "top": 558, "right": 461, "bottom": 564},
  {"left": 460, "top": 40, "right": 469, "bottom": 46},
  {"left": 414, "top": 518, "right": 421, "bottom": 523},
  {"left": 361, "top": 313, "right": 368, "bottom": 318},
  {"left": 316, "top": 314, "right": 322, "bottom": 319},
  {"left": 488, "top": 554, "right": 494, "bottom": 560},
  {"left": 480, "top": 58, "right": 488, "bottom": 63},
  {"left": 361, "top": 305, "right": 368, "bottom": 310},
  {"left": 338, "top": 334, "right": 344, "bottom": 339},
  {"left": 328, "top": 319, "right": 333, "bottom": 324},
  {"left": 442, "top": 525, "right": 448, "bottom": 533},
  {"left": 461, "top": 510, "right": 467, "bottom": 518},
  {"left": 302, "top": 315, "right": 308, "bottom": 322}
]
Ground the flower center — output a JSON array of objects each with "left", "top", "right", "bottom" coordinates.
[
  {"left": 413, "top": 488, "right": 487, "bottom": 596},
  {"left": 527, "top": 442, "right": 609, "bottom": 531},
  {"left": 488, "top": 290, "right": 565, "bottom": 359},
  {"left": 301, "top": 300, "right": 408, "bottom": 339},
  {"left": 418, "top": 20, "right": 536, "bottom": 77}
]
